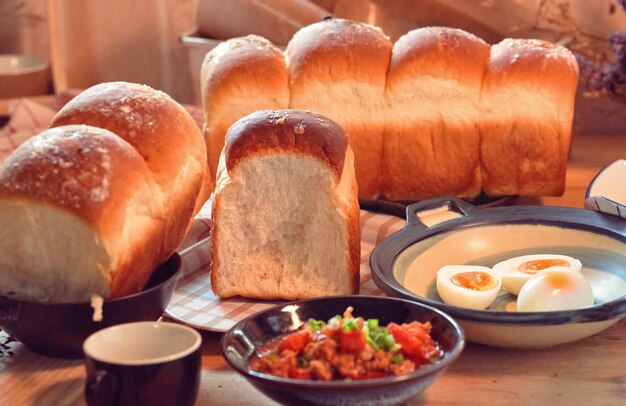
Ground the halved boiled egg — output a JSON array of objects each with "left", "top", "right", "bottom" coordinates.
[
  {"left": 493, "top": 254, "right": 582, "bottom": 296},
  {"left": 517, "top": 268, "right": 594, "bottom": 312},
  {"left": 436, "top": 265, "right": 502, "bottom": 310}
]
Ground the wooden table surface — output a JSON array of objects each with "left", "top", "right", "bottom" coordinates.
[{"left": 1, "top": 131, "right": 625, "bottom": 406}]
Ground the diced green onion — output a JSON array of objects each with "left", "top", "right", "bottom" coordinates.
[
  {"left": 343, "top": 318, "right": 357, "bottom": 331},
  {"left": 367, "top": 319, "right": 379, "bottom": 330},
  {"left": 308, "top": 318, "right": 325, "bottom": 332},
  {"left": 392, "top": 354, "right": 404, "bottom": 365},
  {"left": 328, "top": 315, "right": 342, "bottom": 328},
  {"left": 383, "top": 334, "right": 396, "bottom": 349}
]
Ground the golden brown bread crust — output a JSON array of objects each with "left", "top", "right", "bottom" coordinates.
[
  {"left": 386, "top": 27, "right": 489, "bottom": 91},
  {"left": 51, "top": 82, "right": 209, "bottom": 256},
  {"left": 480, "top": 39, "right": 579, "bottom": 196},
  {"left": 0, "top": 125, "right": 146, "bottom": 229},
  {"left": 382, "top": 26, "right": 490, "bottom": 201},
  {"left": 286, "top": 18, "right": 392, "bottom": 199},
  {"left": 286, "top": 18, "right": 391, "bottom": 85},
  {"left": 224, "top": 110, "right": 348, "bottom": 181},
  {"left": 0, "top": 125, "right": 163, "bottom": 298},
  {"left": 201, "top": 35, "right": 289, "bottom": 179}
]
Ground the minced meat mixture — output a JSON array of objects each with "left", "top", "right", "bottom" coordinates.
[{"left": 250, "top": 307, "right": 441, "bottom": 381}]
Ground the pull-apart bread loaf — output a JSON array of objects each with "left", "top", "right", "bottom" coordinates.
[
  {"left": 51, "top": 82, "right": 210, "bottom": 242},
  {"left": 0, "top": 82, "right": 208, "bottom": 303},
  {"left": 383, "top": 27, "right": 489, "bottom": 201},
  {"left": 201, "top": 35, "right": 289, "bottom": 181},
  {"left": 201, "top": 19, "right": 579, "bottom": 200},
  {"left": 210, "top": 110, "right": 360, "bottom": 299},
  {"left": 0, "top": 126, "right": 162, "bottom": 302},
  {"left": 286, "top": 19, "right": 392, "bottom": 199},
  {"left": 480, "top": 39, "right": 579, "bottom": 196}
]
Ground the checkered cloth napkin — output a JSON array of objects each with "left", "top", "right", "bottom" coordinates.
[
  {"left": 0, "top": 96, "right": 407, "bottom": 334},
  {"left": 166, "top": 211, "right": 405, "bottom": 332}
]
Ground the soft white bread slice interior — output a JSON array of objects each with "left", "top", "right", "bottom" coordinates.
[
  {"left": 286, "top": 18, "right": 392, "bottom": 199},
  {"left": 382, "top": 26, "right": 490, "bottom": 201},
  {"left": 0, "top": 125, "right": 163, "bottom": 302},
  {"left": 201, "top": 35, "right": 289, "bottom": 180},
  {"left": 51, "top": 81, "right": 209, "bottom": 250},
  {"left": 210, "top": 109, "right": 360, "bottom": 299},
  {"left": 480, "top": 38, "right": 579, "bottom": 196}
]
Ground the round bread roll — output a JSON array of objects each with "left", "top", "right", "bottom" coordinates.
[
  {"left": 51, "top": 81, "right": 209, "bottom": 249},
  {"left": 0, "top": 125, "right": 164, "bottom": 302}
]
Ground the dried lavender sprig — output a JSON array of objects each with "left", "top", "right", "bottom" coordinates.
[{"left": 608, "top": 30, "right": 626, "bottom": 71}]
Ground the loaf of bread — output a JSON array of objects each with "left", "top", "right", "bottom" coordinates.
[
  {"left": 0, "top": 83, "right": 208, "bottom": 302},
  {"left": 210, "top": 109, "right": 360, "bottom": 299},
  {"left": 201, "top": 35, "right": 289, "bottom": 180},
  {"left": 480, "top": 39, "right": 579, "bottom": 196},
  {"left": 383, "top": 27, "right": 489, "bottom": 200},
  {"left": 200, "top": 19, "right": 580, "bottom": 200},
  {"left": 286, "top": 18, "right": 392, "bottom": 199}
]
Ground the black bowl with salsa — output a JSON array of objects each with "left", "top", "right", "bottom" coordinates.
[{"left": 221, "top": 296, "right": 464, "bottom": 406}]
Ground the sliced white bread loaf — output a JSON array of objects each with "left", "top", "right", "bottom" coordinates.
[
  {"left": 201, "top": 35, "right": 289, "bottom": 180},
  {"left": 480, "top": 38, "right": 579, "bottom": 196},
  {"left": 210, "top": 109, "right": 360, "bottom": 299},
  {"left": 286, "top": 18, "right": 392, "bottom": 199},
  {"left": 382, "top": 26, "right": 490, "bottom": 201}
]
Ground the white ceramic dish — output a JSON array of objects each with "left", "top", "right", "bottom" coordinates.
[
  {"left": 585, "top": 159, "right": 626, "bottom": 219},
  {"left": 370, "top": 197, "right": 626, "bottom": 349},
  {"left": 0, "top": 54, "right": 50, "bottom": 99}
]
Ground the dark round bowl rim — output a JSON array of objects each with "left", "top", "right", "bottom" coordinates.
[
  {"left": 0, "top": 252, "right": 181, "bottom": 307},
  {"left": 221, "top": 295, "right": 465, "bottom": 388},
  {"left": 369, "top": 196, "right": 626, "bottom": 326}
]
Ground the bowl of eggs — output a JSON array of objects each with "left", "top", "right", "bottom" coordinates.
[{"left": 370, "top": 196, "right": 626, "bottom": 348}]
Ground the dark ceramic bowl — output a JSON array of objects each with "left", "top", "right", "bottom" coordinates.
[
  {"left": 0, "top": 253, "right": 181, "bottom": 358},
  {"left": 370, "top": 196, "right": 626, "bottom": 348},
  {"left": 221, "top": 295, "right": 464, "bottom": 406}
]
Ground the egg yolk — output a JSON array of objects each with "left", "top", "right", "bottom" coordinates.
[
  {"left": 450, "top": 272, "right": 498, "bottom": 291},
  {"left": 544, "top": 272, "right": 571, "bottom": 290},
  {"left": 518, "top": 259, "right": 569, "bottom": 274}
]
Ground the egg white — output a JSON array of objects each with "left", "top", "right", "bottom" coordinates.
[
  {"left": 493, "top": 254, "right": 582, "bottom": 296},
  {"left": 516, "top": 268, "right": 594, "bottom": 312},
  {"left": 436, "top": 265, "right": 502, "bottom": 310}
]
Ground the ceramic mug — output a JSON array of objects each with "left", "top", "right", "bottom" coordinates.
[{"left": 83, "top": 321, "right": 202, "bottom": 406}]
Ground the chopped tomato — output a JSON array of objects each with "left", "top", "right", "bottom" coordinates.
[
  {"left": 338, "top": 330, "right": 366, "bottom": 353},
  {"left": 288, "top": 366, "right": 312, "bottom": 380},
  {"left": 388, "top": 321, "right": 439, "bottom": 363},
  {"left": 279, "top": 329, "right": 311, "bottom": 352},
  {"left": 322, "top": 325, "right": 339, "bottom": 340}
]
